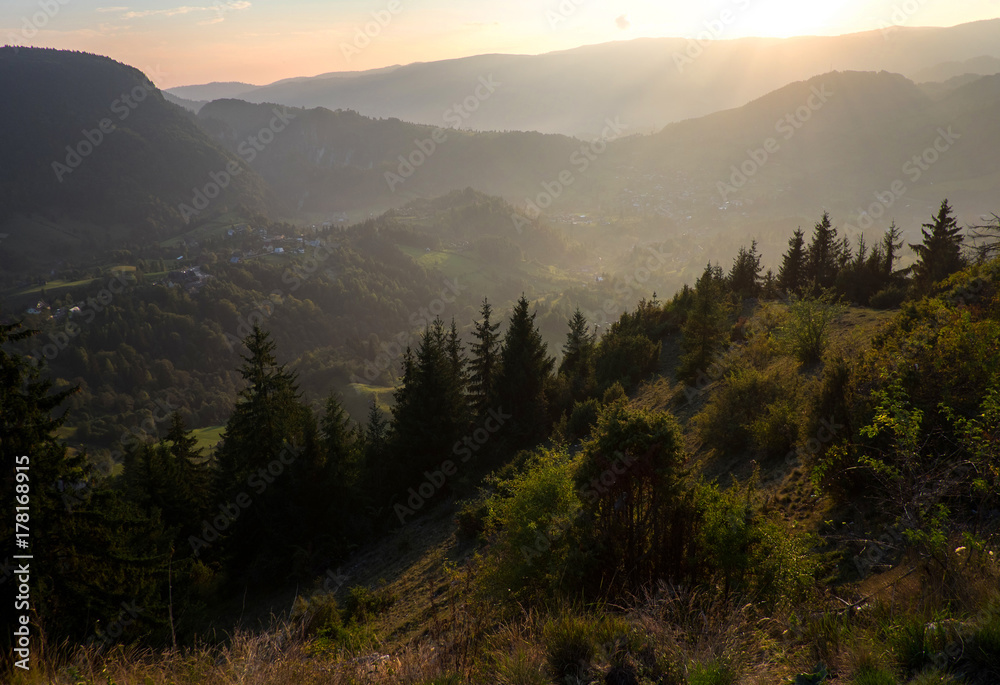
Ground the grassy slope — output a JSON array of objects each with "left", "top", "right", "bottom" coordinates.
[{"left": 20, "top": 301, "right": 998, "bottom": 684}]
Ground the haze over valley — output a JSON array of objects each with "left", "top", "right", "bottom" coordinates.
[{"left": 2, "top": 6, "right": 1000, "bottom": 684}]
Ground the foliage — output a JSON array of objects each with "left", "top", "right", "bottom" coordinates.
[{"left": 779, "top": 292, "right": 845, "bottom": 364}]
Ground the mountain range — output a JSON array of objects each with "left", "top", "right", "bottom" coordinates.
[{"left": 166, "top": 20, "right": 1000, "bottom": 136}]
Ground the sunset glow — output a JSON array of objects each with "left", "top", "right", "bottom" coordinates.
[{"left": 2, "top": 0, "right": 998, "bottom": 87}]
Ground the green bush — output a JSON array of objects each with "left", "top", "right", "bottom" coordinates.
[
  {"left": 343, "top": 584, "right": 396, "bottom": 623},
  {"left": 293, "top": 593, "right": 341, "bottom": 636},
  {"left": 750, "top": 395, "right": 802, "bottom": 460},
  {"left": 476, "top": 447, "right": 582, "bottom": 603},
  {"left": 780, "top": 293, "right": 844, "bottom": 364},
  {"left": 455, "top": 492, "right": 490, "bottom": 540},
  {"left": 695, "top": 362, "right": 800, "bottom": 457},
  {"left": 694, "top": 479, "right": 815, "bottom": 608},
  {"left": 869, "top": 286, "right": 907, "bottom": 310},
  {"left": 565, "top": 398, "right": 601, "bottom": 441}
]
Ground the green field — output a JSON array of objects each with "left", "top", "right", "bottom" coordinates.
[{"left": 191, "top": 424, "right": 226, "bottom": 453}]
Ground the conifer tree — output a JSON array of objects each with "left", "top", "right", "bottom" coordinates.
[
  {"left": 778, "top": 228, "right": 807, "bottom": 294},
  {"left": 469, "top": 297, "right": 501, "bottom": 416},
  {"left": 216, "top": 325, "right": 305, "bottom": 492},
  {"left": 728, "top": 239, "right": 763, "bottom": 299},
  {"left": 1, "top": 321, "right": 169, "bottom": 646},
  {"left": 910, "top": 199, "right": 966, "bottom": 291},
  {"left": 559, "top": 308, "right": 596, "bottom": 401},
  {"left": 390, "top": 320, "right": 469, "bottom": 484},
  {"left": 494, "top": 295, "right": 556, "bottom": 446},
  {"left": 677, "top": 264, "right": 729, "bottom": 384},
  {"left": 806, "top": 212, "right": 842, "bottom": 289},
  {"left": 881, "top": 221, "right": 904, "bottom": 281}
]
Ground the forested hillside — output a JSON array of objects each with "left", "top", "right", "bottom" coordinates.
[{"left": 2, "top": 196, "right": 997, "bottom": 683}]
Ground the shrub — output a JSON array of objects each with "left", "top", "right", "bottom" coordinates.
[
  {"left": 292, "top": 593, "right": 341, "bottom": 636},
  {"left": 695, "top": 362, "right": 800, "bottom": 457},
  {"left": 566, "top": 398, "right": 601, "bottom": 441},
  {"left": 575, "top": 403, "right": 689, "bottom": 594},
  {"left": 476, "top": 447, "right": 582, "bottom": 603},
  {"left": 343, "top": 584, "right": 396, "bottom": 623},
  {"left": 780, "top": 293, "right": 845, "bottom": 364},
  {"left": 869, "top": 285, "right": 907, "bottom": 310},
  {"left": 455, "top": 492, "right": 490, "bottom": 540},
  {"left": 694, "top": 478, "right": 815, "bottom": 608},
  {"left": 595, "top": 331, "right": 661, "bottom": 391}
]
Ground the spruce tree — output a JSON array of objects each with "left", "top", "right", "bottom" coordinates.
[
  {"left": 881, "top": 221, "right": 904, "bottom": 282},
  {"left": 494, "top": 295, "right": 556, "bottom": 446},
  {"left": 390, "top": 320, "right": 469, "bottom": 485},
  {"left": 213, "top": 325, "right": 307, "bottom": 574},
  {"left": 677, "top": 264, "right": 729, "bottom": 384},
  {"left": 216, "top": 325, "right": 305, "bottom": 492},
  {"left": 728, "top": 239, "right": 763, "bottom": 299},
  {"left": 0, "top": 321, "right": 169, "bottom": 646},
  {"left": 910, "top": 199, "right": 966, "bottom": 291},
  {"left": 469, "top": 298, "right": 501, "bottom": 416},
  {"left": 778, "top": 228, "right": 807, "bottom": 294},
  {"left": 806, "top": 212, "right": 842, "bottom": 290},
  {"left": 559, "top": 308, "right": 596, "bottom": 401}
]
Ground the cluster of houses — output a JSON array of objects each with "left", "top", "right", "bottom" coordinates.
[{"left": 164, "top": 267, "right": 210, "bottom": 294}]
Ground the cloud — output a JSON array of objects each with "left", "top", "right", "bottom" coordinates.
[
  {"left": 615, "top": 14, "right": 631, "bottom": 30},
  {"left": 98, "top": 2, "right": 250, "bottom": 23}
]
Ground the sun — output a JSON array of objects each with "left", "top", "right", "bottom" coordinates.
[{"left": 739, "top": 0, "right": 860, "bottom": 38}]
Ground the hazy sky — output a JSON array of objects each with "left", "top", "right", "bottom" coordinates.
[{"left": 3, "top": 0, "right": 999, "bottom": 88}]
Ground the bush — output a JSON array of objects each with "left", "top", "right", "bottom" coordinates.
[
  {"left": 565, "top": 398, "right": 601, "bottom": 440},
  {"left": 476, "top": 447, "right": 582, "bottom": 603},
  {"left": 343, "top": 584, "right": 396, "bottom": 623},
  {"left": 292, "top": 593, "right": 342, "bottom": 637},
  {"left": 869, "top": 285, "right": 907, "bottom": 310},
  {"left": 595, "top": 331, "right": 661, "bottom": 391},
  {"left": 780, "top": 293, "right": 844, "bottom": 364},
  {"left": 694, "top": 479, "right": 815, "bottom": 608},
  {"left": 695, "top": 362, "right": 800, "bottom": 457},
  {"left": 455, "top": 492, "right": 490, "bottom": 540}
]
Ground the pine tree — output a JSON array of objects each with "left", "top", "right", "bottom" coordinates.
[
  {"left": 559, "top": 308, "right": 596, "bottom": 401},
  {"left": 910, "top": 199, "right": 966, "bottom": 291},
  {"left": 677, "top": 264, "right": 729, "bottom": 384},
  {"left": 318, "top": 394, "right": 362, "bottom": 554},
  {"left": 216, "top": 325, "right": 305, "bottom": 492},
  {"left": 390, "top": 319, "right": 470, "bottom": 485},
  {"left": 806, "top": 212, "right": 843, "bottom": 290},
  {"left": 213, "top": 325, "right": 308, "bottom": 573},
  {"left": 778, "top": 228, "right": 807, "bottom": 294},
  {"left": 728, "top": 239, "right": 763, "bottom": 299},
  {"left": 494, "top": 295, "right": 556, "bottom": 446},
  {"left": 469, "top": 298, "right": 501, "bottom": 416},
  {"left": 882, "top": 221, "right": 904, "bottom": 281}
]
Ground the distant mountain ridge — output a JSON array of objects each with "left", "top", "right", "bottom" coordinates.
[{"left": 167, "top": 19, "right": 1000, "bottom": 136}]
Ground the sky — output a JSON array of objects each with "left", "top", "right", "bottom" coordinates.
[{"left": 2, "top": 0, "right": 999, "bottom": 88}]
